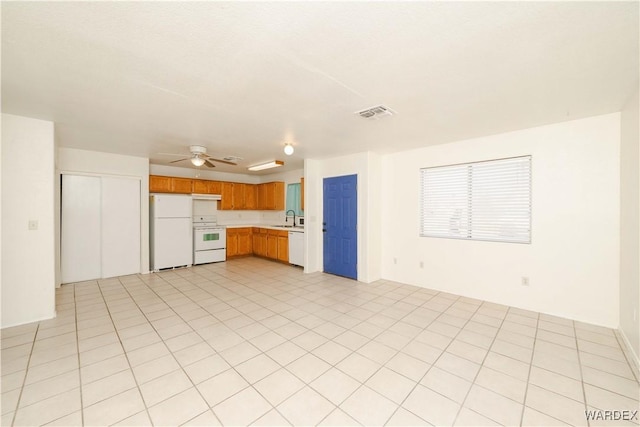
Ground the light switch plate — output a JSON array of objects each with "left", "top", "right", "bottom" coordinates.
[{"left": 28, "top": 220, "right": 38, "bottom": 230}]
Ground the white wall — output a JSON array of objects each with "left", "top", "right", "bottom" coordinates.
[
  {"left": 1, "top": 114, "right": 56, "bottom": 328},
  {"left": 57, "top": 148, "right": 150, "bottom": 275},
  {"left": 304, "top": 159, "right": 322, "bottom": 274},
  {"left": 620, "top": 86, "right": 639, "bottom": 367},
  {"left": 305, "top": 152, "right": 382, "bottom": 283},
  {"left": 381, "top": 113, "right": 621, "bottom": 327}
]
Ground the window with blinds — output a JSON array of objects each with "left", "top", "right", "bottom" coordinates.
[{"left": 420, "top": 156, "right": 531, "bottom": 244}]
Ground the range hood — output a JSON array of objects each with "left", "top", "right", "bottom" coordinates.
[{"left": 192, "top": 193, "right": 222, "bottom": 201}]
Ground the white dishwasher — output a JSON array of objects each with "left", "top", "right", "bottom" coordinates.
[{"left": 288, "top": 231, "right": 304, "bottom": 267}]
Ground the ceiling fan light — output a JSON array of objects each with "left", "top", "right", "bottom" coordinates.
[
  {"left": 284, "top": 143, "right": 294, "bottom": 156},
  {"left": 191, "top": 156, "right": 206, "bottom": 167},
  {"left": 248, "top": 160, "right": 284, "bottom": 171}
]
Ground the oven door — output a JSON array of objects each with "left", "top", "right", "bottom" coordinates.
[{"left": 194, "top": 228, "right": 226, "bottom": 251}]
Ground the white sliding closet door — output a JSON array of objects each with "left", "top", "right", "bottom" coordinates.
[
  {"left": 61, "top": 174, "right": 141, "bottom": 283},
  {"left": 61, "top": 175, "right": 102, "bottom": 283},
  {"left": 101, "top": 177, "right": 140, "bottom": 278}
]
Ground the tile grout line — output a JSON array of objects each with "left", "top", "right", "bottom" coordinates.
[
  {"left": 9, "top": 323, "right": 40, "bottom": 427},
  {"left": 17, "top": 289, "right": 82, "bottom": 426},
  {"left": 574, "top": 319, "right": 592, "bottom": 427},
  {"left": 185, "top": 264, "right": 436, "bottom": 425},
  {"left": 181, "top": 268, "right": 322, "bottom": 427},
  {"left": 8, "top": 259, "right": 636, "bottom": 427},
  {"left": 492, "top": 326, "right": 635, "bottom": 404},
  {"left": 119, "top": 274, "right": 220, "bottom": 424},
  {"left": 380, "top": 293, "right": 480, "bottom": 426},
  {"left": 313, "top": 290, "right": 447, "bottom": 425},
  {"left": 518, "top": 310, "right": 540, "bottom": 427},
  {"left": 321, "top": 285, "right": 459, "bottom": 417},
  {"left": 167, "top": 267, "right": 339, "bottom": 426},
  {"left": 450, "top": 303, "right": 514, "bottom": 427},
  {"left": 182, "top": 271, "right": 303, "bottom": 427},
  {"left": 613, "top": 330, "right": 640, "bottom": 384},
  {"left": 73, "top": 283, "right": 86, "bottom": 427},
  {"left": 93, "top": 277, "right": 154, "bottom": 425},
  {"left": 129, "top": 271, "right": 269, "bottom": 425}
]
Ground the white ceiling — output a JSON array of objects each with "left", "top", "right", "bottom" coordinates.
[{"left": 2, "top": 2, "right": 638, "bottom": 175}]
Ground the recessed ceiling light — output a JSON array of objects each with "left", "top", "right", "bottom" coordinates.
[
  {"left": 248, "top": 160, "right": 284, "bottom": 171},
  {"left": 284, "top": 143, "right": 294, "bottom": 156}
]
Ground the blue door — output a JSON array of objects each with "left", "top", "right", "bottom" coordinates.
[{"left": 323, "top": 175, "right": 357, "bottom": 279}]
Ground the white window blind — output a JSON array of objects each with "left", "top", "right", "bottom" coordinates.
[{"left": 420, "top": 156, "right": 531, "bottom": 243}]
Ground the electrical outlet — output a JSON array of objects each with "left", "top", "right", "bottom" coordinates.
[
  {"left": 28, "top": 220, "right": 38, "bottom": 230},
  {"left": 521, "top": 276, "right": 530, "bottom": 286},
  {"left": 419, "top": 261, "right": 424, "bottom": 269}
]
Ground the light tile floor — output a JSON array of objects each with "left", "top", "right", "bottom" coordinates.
[{"left": 2, "top": 257, "right": 638, "bottom": 426}]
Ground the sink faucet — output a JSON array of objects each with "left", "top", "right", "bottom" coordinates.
[{"left": 285, "top": 210, "right": 297, "bottom": 226}]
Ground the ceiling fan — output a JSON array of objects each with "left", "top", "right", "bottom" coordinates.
[{"left": 159, "top": 145, "right": 237, "bottom": 168}]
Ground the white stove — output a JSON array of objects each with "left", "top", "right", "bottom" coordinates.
[{"left": 193, "top": 215, "right": 226, "bottom": 265}]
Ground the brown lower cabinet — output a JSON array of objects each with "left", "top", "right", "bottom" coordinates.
[
  {"left": 226, "top": 227, "right": 252, "bottom": 258},
  {"left": 277, "top": 232, "right": 289, "bottom": 262},
  {"left": 252, "top": 228, "right": 267, "bottom": 257},
  {"left": 266, "top": 230, "right": 279, "bottom": 259},
  {"left": 227, "top": 227, "right": 289, "bottom": 263}
]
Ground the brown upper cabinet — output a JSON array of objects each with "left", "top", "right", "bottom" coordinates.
[
  {"left": 219, "top": 182, "right": 253, "bottom": 210},
  {"left": 150, "top": 175, "right": 284, "bottom": 210},
  {"left": 149, "top": 175, "right": 172, "bottom": 193},
  {"left": 172, "top": 178, "right": 193, "bottom": 193},
  {"left": 192, "top": 179, "right": 222, "bottom": 195},
  {"left": 221, "top": 181, "right": 284, "bottom": 210},
  {"left": 219, "top": 182, "right": 234, "bottom": 210},
  {"left": 257, "top": 182, "right": 284, "bottom": 210},
  {"left": 232, "top": 183, "right": 246, "bottom": 210},
  {"left": 244, "top": 185, "right": 257, "bottom": 210},
  {"left": 150, "top": 175, "right": 193, "bottom": 193},
  {"left": 192, "top": 179, "right": 208, "bottom": 194}
]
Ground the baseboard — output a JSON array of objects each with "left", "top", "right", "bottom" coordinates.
[
  {"left": 1, "top": 311, "right": 56, "bottom": 330},
  {"left": 617, "top": 328, "right": 640, "bottom": 381}
]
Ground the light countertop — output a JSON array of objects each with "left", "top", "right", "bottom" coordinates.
[{"left": 223, "top": 224, "right": 305, "bottom": 233}]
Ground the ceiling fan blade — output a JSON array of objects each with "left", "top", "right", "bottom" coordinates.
[
  {"left": 207, "top": 158, "right": 237, "bottom": 166},
  {"left": 169, "top": 158, "right": 189, "bottom": 163},
  {"left": 204, "top": 159, "right": 216, "bottom": 168}
]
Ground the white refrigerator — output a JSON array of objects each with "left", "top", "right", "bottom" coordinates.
[{"left": 150, "top": 194, "right": 192, "bottom": 271}]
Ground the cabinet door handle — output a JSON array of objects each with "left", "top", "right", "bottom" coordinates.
[{"left": 322, "top": 229, "right": 327, "bottom": 232}]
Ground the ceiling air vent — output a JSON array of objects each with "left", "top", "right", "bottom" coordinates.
[{"left": 356, "top": 105, "right": 394, "bottom": 120}]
